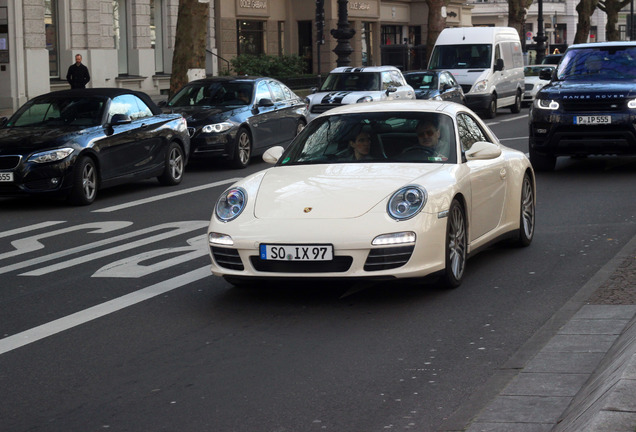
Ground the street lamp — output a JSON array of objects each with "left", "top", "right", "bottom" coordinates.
[
  {"left": 534, "top": 0, "right": 547, "bottom": 64},
  {"left": 330, "top": 0, "right": 355, "bottom": 67}
]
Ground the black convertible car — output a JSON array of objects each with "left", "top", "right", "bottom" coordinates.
[{"left": 0, "top": 88, "right": 190, "bottom": 205}]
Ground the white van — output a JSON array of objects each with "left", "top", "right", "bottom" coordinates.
[{"left": 428, "top": 27, "right": 525, "bottom": 119}]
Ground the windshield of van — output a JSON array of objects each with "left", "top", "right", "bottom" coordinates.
[
  {"left": 429, "top": 44, "right": 492, "bottom": 69},
  {"left": 556, "top": 46, "right": 636, "bottom": 81}
]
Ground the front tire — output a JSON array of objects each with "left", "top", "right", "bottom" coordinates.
[
  {"left": 231, "top": 127, "right": 252, "bottom": 169},
  {"left": 514, "top": 173, "right": 535, "bottom": 247},
  {"left": 483, "top": 95, "right": 497, "bottom": 119},
  {"left": 68, "top": 156, "right": 97, "bottom": 206},
  {"left": 158, "top": 142, "right": 184, "bottom": 186},
  {"left": 440, "top": 200, "right": 467, "bottom": 289}
]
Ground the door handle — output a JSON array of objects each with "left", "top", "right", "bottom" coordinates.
[{"left": 500, "top": 168, "right": 507, "bottom": 179}]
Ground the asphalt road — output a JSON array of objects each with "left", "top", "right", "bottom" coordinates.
[{"left": 1, "top": 109, "right": 635, "bottom": 432}]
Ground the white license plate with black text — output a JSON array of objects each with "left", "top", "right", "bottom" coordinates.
[
  {"left": 574, "top": 116, "right": 611, "bottom": 125},
  {"left": 0, "top": 172, "right": 13, "bottom": 182},
  {"left": 260, "top": 244, "right": 334, "bottom": 261}
]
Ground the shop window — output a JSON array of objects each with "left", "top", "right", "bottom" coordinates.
[
  {"left": 150, "top": 0, "right": 164, "bottom": 73},
  {"left": 362, "top": 22, "right": 373, "bottom": 66},
  {"left": 113, "top": 0, "right": 128, "bottom": 75},
  {"left": 238, "top": 20, "right": 265, "bottom": 56},
  {"left": 278, "top": 21, "right": 285, "bottom": 56},
  {"left": 44, "top": 1, "right": 58, "bottom": 77},
  {"left": 381, "top": 25, "right": 402, "bottom": 45}
]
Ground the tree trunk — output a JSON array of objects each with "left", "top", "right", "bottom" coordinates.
[
  {"left": 598, "top": 0, "right": 631, "bottom": 41},
  {"left": 170, "top": 0, "right": 209, "bottom": 98},
  {"left": 508, "top": 0, "right": 534, "bottom": 41},
  {"left": 574, "top": 0, "right": 600, "bottom": 44},
  {"left": 425, "top": 0, "right": 447, "bottom": 65}
]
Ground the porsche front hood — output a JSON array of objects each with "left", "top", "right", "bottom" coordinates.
[{"left": 253, "top": 163, "right": 446, "bottom": 219}]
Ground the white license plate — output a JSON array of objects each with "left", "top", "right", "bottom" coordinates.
[
  {"left": 260, "top": 244, "right": 333, "bottom": 261},
  {"left": 0, "top": 172, "right": 13, "bottom": 182},
  {"left": 574, "top": 116, "right": 611, "bottom": 125}
]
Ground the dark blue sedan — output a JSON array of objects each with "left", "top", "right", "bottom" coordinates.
[
  {"left": 0, "top": 88, "right": 190, "bottom": 205},
  {"left": 404, "top": 70, "right": 466, "bottom": 105},
  {"left": 163, "top": 77, "right": 307, "bottom": 168}
]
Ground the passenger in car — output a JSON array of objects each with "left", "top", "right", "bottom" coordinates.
[{"left": 347, "top": 130, "right": 374, "bottom": 161}]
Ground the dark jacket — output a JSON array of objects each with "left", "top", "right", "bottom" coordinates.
[{"left": 66, "top": 63, "right": 91, "bottom": 89}]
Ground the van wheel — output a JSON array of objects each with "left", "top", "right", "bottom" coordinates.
[
  {"left": 483, "top": 96, "right": 497, "bottom": 119},
  {"left": 510, "top": 91, "right": 521, "bottom": 113}
]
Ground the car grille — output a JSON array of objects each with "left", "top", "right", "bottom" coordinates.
[
  {"left": 561, "top": 99, "right": 627, "bottom": 113},
  {"left": 250, "top": 256, "right": 353, "bottom": 273},
  {"left": 364, "top": 246, "right": 415, "bottom": 271},
  {"left": 460, "top": 84, "right": 472, "bottom": 94},
  {"left": 210, "top": 247, "right": 244, "bottom": 271},
  {"left": 0, "top": 155, "right": 21, "bottom": 170},
  {"left": 310, "top": 104, "right": 343, "bottom": 114}
]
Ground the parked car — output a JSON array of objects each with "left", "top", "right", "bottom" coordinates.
[
  {"left": 0, "top": 88, "right": 189, "bottom": 205},
  {"left": 207, "top": 100, "right": 535, "bottom": 288},
  {"left": 163, "top": 77, "right": 307, "bottom": 168},
  {"left": 404, "top": 70, "right": 466, "bottom": 104},
  {"left": 304, "top": 66, "right": 415, "bottom": 122},
  {"left": 522, "top": 64, "right": 556, "bottom": 107},
  {"left": 529, "top": 41, "right": 636, "bottom": 171}
]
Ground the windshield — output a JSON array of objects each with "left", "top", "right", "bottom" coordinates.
[
  {"left": 279, "top": 112, "right": 457, "bottom": 165},
  {"left": 429, "top": 44, "right": 492, "bottom": 69},
  {"left": 405, "top": 73, "right": 437, "bottom": 90},
  {"left": 557, "top": 46, "right": 636, "bottom": 81},
  {"left": 7, "top": 96, "right": 105, "bottom": 128},
  {"left": 168, "top": 81, "right": 254, "bottom": 107},
  {"left": 319, "top": 72, "right": 381, "bottom": 92},
  {"left": 524, "top": 65, "right": 555, "bottom": 77}
]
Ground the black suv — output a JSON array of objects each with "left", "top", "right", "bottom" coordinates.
[{"left": 529, "top": 42, "right": 636, "bottom": 171}]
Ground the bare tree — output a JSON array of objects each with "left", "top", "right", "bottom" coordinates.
[
  {"left": 508, "top": 0, "right": 534, "bottom": 40},
  {"left": 597, "top": 0, "right": 631, "bottom": 40},
  {"left": 426, "top": 0, "right": 448, "bottom": 65},
  {"left": 169, "top": 0, "right": 209, "bottom": 98},
  {"left": 574, "top": 0, "right": 601, "bottom": 43}
]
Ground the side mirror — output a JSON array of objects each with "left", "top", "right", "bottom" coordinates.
[
  {"left": 310, "top": 87, "right": 318, "bottom": 94},
  {"left": 258, "top": 98, "right": 275, "bottom": 107},
  {"left": 442, "top": 83, "right": 452, "bottom": 92},
  {"left": 465, "top": 141, "right": 502, "bottom": 160},
  {"left": 263, "top": 146, "right": 285, "bottom": 164},
  {"left": 539, "top": 68, "right": 554, "bottom": 81},
  {"left": 385, "top": 86, "right": 397, "bottom": 96},
  {"left": 494, "top": 58, "right": 504, "bottom": 71},
  {"left": 110, "top": 114, "right": 132, "bottom": 126}
]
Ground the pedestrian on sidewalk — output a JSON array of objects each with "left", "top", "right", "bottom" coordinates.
[{"left": 66, "top": 54, "right": 90, "bottom": 89}]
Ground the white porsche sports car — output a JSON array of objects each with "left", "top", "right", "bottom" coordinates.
[{"left": 208, "top": 100, "right": 535, "bottom": 288}]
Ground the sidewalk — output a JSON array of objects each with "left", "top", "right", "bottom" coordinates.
[{"left": 442, "top": 235, "right": 636, "bottom": 432}]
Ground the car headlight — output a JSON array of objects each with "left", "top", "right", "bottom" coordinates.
[
  {"left": 202, "top": 122, "right": 233, "bottom": 134},
  {"left": 356, "top": 96, "right": 373, "bottom": 103},
  {"left": 28, "top": 147, "right": 74, "bottom": 163},
  {"left": 472, "top": 79, "right": 488, "bottom": 93},
  {"left": 628, "top": 99, "right": 636, "bottom": 109},
  {"left": 535, "top": 99, "right": 560, "bottom": 110},
  {"left": 387, "top": 185, "right": 427, "bottom": 220},
  {"left": 215, "top": 187, "right": 247, "bottom": 222}
]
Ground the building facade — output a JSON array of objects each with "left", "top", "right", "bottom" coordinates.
[{"left": 1, "top": 0, "right": 476, "bottom": 111}]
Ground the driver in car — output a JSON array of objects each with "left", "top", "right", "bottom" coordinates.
[{"left": 401, "top": 118, "right": 448, "bottom": 161}]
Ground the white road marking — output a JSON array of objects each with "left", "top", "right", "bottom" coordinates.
[
  {"left": 0, "top": 221, "right": 66, "bottom": 239},
  {"left": 0, "top": 266, "right": 211, "bottom": 356},
  {"left": 92, "top": 178, "right": 243, "bottom": 213},
  {"left": 20, "top": 221, "right": 208, "bottom": 276}
]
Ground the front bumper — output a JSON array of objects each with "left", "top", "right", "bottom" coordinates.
[
  {"left": 207, "top": 211, "right": 448, "bottom": 281},
  {"left": 465, "top": 94, "right": 492, "bottom": 111},
  {"left": 0, "top": 155, "right": 75, "bottom": 197},
  {"left": 529, "top": 108, "right": 636, "bottom": 157}
]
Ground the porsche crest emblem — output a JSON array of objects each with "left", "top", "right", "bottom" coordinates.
[{"left": 303, "top": 207, "right": 313, "bottom": 213}]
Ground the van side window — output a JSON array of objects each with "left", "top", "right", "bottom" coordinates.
[
  {"left": 511, "top": 41, "right": 524, "bottom": 68},
  {"left": 495, "top": 45, "right": 502, "bottom": 69},
  {"left": 457, "top": 113, "right": 490, "bottom": 153}
]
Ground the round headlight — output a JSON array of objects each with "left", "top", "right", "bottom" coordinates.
[
  {"left": 215, "top": 187, "right": 247, "bottom": 222},
  {"left": 387, "top": 186, "right": 427, "bottom": 220}
]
